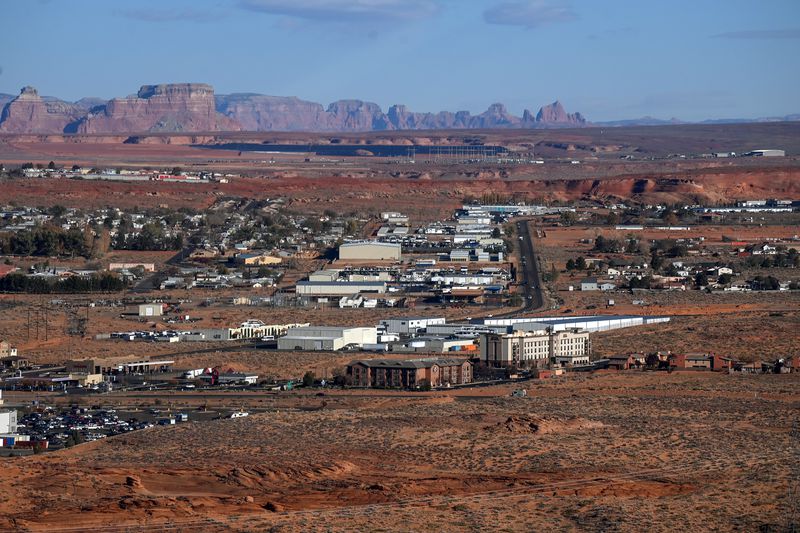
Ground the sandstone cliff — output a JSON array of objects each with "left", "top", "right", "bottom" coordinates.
[
  {"left": 0, "top": 93, "right": 15, "bottom": 111},
  {"left": 0, "top": 82, "right": 591, "bottom": 133},
  {"left": 0, "top": 87, "right": 89, "bottom": 133},
  {"left": 214, "top": 93, "right": 328, "bottom": 131},
  {"left": 528, "top": 100, "right": 587, "bottom": 126},
  {"left": 75, "top": 83, "right": 239, "bottom": 133}
]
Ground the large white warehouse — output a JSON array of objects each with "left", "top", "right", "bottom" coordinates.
[
  {"left": 474, "top": 315, "right": 670, "bottom": 333},
  {"left": 278, "top": 326, "right": 378, "bottom": 351},
  {"left": 339, "top": 241, "right": 401, "bottom": 261},
  {"left": 296, "top": 281, "right": 387, "bottom": 296}
]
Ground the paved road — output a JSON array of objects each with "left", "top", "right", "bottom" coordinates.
[{"left": 489, "top": 219, "right": 545, "bottom": 319}]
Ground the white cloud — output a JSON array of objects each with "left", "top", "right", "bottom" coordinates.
[
  {"left": 117, "top": 8, "right": 222, "bottom": 23},
  {"left": 239, "top": 0, "right": 441, "bottom": 22},
  {"left": 484, "top": 0, "right": 577, "bottom": 29},
  {"left": 712, "top": 28, "right": 800, "bottom": 40}
]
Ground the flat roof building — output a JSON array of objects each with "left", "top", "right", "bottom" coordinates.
[
  {"left": 347, "top": 358, "right": 472, "bottom": 388},
  {"left": 278, "top": 326, "right": 378, "bottom": 351},
  {"left": 339, "top": 241, "right": 401, "bottom": 261},
  {"left": 0, "top": 340, "right": 17, "bottom": 358},
  {"left": 481, "top": 328, "right": 591, "bottom": 368},
  {"left": 476, "top": 314, "right": 670, "bottom": 333},
  {"left": 0, "top": 410, "right": 18, "bottom": 435},
  {"left": 296, "top": 281, "right": 386, "bottom": 296},
  {"left": 138, "top": 303, "right": 163, "bottom": 317},
  {"left": 380, "top": 317, "right": 446, "bottom": 335},
  {"left": 65, "top": 356, "right": 174, "bottom": 375},
  {"left": 235, "top": 252, "right": 282, "bottom": 266},
  {"left": 745, "top": 149, "right": 785, "bottom": 157}
]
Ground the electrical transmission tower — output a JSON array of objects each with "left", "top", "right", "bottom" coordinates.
[
  {"left": 25, "top": 301, "right": 58, "bottom": 342},
  {"left": 65, "top": 304, "right": 89, "bottom": 337}
]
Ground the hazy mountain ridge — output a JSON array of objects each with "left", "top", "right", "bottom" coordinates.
[{"left": 0, "top": 83, "right": 796, "bottom": 134}]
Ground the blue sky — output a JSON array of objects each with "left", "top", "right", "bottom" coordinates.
[{"left": 1, "top": 0, "right": 798, "bottom": 121}]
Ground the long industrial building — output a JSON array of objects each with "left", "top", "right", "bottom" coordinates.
[
  {"left": 474, "top": 315, "right": 670, "bottom": 332},
  {"left": 295, "top": 281, "right": 387, "bottom": 296},
  {"left": 339, "top": 241, "right": 401, "bottom": 261},
  {"left": 380, "top": 317, "right": 446, "bottom": 335},
  {"left": 179, "top": 322, "right": 310, "bottom": 341}
]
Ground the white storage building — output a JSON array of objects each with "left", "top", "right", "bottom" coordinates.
[
  {"left": 278, "top": 326, "right": 378, "bottom": 351},
  {"left": 339, "top": 241, "right": 401, "bottom": 261},
  {"left": 138, "top": 303, "right": 163, "bottom": 317},
  {"left": 295, "top": 281, "right": 387, "bottom": 296},
  {"left": 380, "top": 317, "right": 446, "bottom": 335},
  {"left": 746, "top": 149, "right": 785, "bottom": 157},
  {"left": 0, "top": 409, "right": 18, "bottom": 434},
  {"left": 476, "top": 314, "right": 670, "bottom": 332}
]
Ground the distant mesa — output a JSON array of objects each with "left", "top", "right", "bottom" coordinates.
[
  {"left": 531, "top": 100, "right": 587, "bottom": 126},
  {"left": 3, "top": 83, "right": 795, "bottom": 134},
  {"left": 0, "top": 83, "right": 592, "bottom": 134},
  {"left": 0, "top": 85, "right": 90, "bottom": 134},
  {"left": 75, "top": 83, "right": 238, "bottom": 134}
]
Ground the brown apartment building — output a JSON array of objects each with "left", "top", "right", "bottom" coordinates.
[{"left": 347, "top": 358, "right": 473, "bottom": 388}]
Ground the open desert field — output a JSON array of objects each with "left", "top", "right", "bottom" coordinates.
[{"left": 0, "top": 372, "right": 797, "bottom": 532}]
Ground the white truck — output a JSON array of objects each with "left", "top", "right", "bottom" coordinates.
[{"left": 182, "top": 368, "right": 205, "bottom": 379}]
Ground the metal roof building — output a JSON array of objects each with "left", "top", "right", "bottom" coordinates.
[
  {"left": 278, "top": 326, "right": 378, "bottom": 351},
  {"left": 473, "top": 315, "right": 670, "bottom": 332},
  {"left": 295, "top": 281, "right": 387, "bottom": 296},
  {"left": 339, "top": 241, "right": 401, "bottom": 261}
]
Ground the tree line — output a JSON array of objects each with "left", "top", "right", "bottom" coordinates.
[{"left": 0, "top": 272, "right": 127, "bottom": 293}]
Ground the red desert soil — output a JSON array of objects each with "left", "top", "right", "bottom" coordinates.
[
  {"left": 1, "top": 163, "right": 799, "bottom": 215},
  {"left": 0, "top": 372, "right": 796, "bottom": 532}
]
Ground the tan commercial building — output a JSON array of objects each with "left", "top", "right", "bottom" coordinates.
[
  {"left": 339, "top": 241, "right": 401, "bottom": 261},
  {"left": 235, "top": 252, "right": 282, "bottom": 266},
  {"left": 109, "top": 262, "right": 155, "bottom": 272},
  {"left": 0, "top": 340, "right": 18, "bottom": 358},
  {"left": 480, "top": 328, "right": 591, "bottom": 368},
  {"left": 138, "top": 303, "right": 163, "bottom": 317},
  {"left": 550, "top": 329, "right": 592, "bottom": 367}
]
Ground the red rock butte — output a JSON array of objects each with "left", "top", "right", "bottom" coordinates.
[{"left": 0, "top": 82, "right": 588, "bottom": 134}]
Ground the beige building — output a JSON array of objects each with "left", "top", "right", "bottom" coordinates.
[
  {"left": 339, "top": 241, "right": 401, "bottom": 261},
  {"left": 109, "top": 262, "right": 155, "bottom": 272},
  {"left": 138, "top": 303, "right": 163, "bottom": 317},
  {"left": 480, "top": 328, "right": 591, "bottom": 368},
  {"left": 235, "top": 252, "right": 282, "bottom": 266},
  {"left": 0, "top": 340, "right": 17, "bottom": 358},
  {"left": 550, "top": 329, "right": 592, "bottom": 367}
]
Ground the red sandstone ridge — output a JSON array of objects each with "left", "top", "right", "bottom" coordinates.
[
  {"left": 214, "top": 93, "right": 330, "bottom": 131},
  {"left": 0, "top": 86, "right": 88, "bottom": 134},
  {"left": 522, "top": 100, "right": 587, "bottom": 127},
  {"left": 75, "top": 83, "right": 239, "bottom": 134},
  {"left": 0, "top": 81, "right": 591, "bottom": 133}
]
